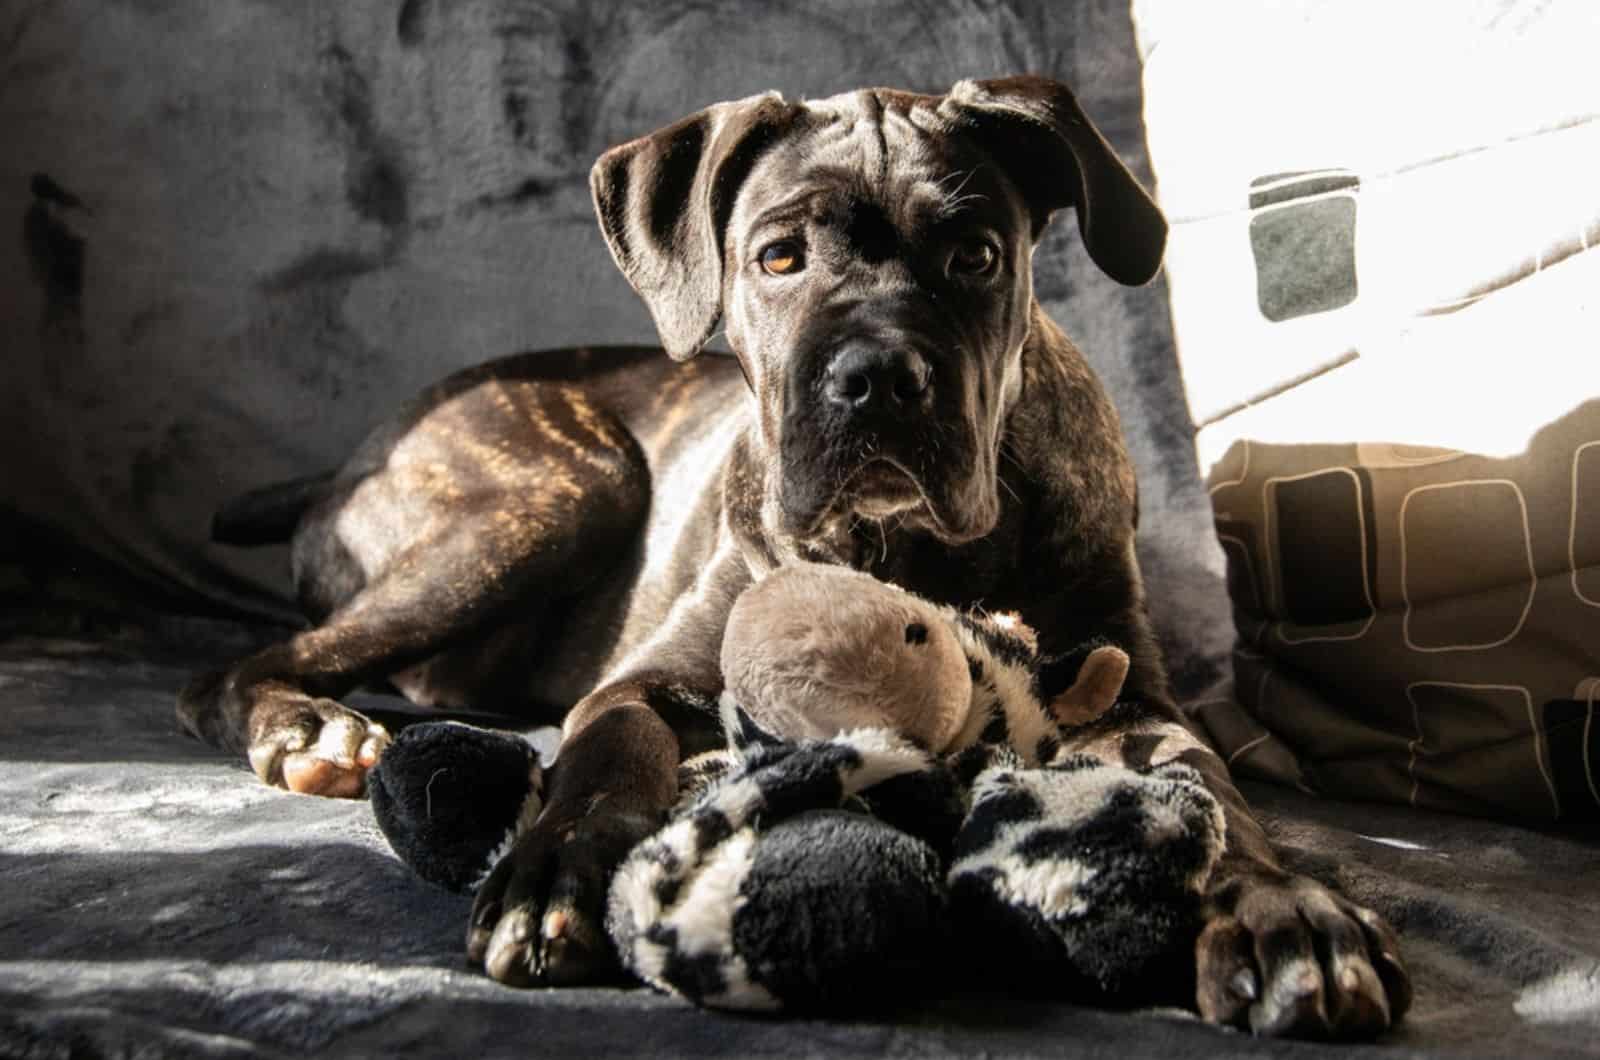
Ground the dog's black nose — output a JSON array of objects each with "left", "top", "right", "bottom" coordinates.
[{"left": 823, "top": 345, "right": 931, "bottom": 412}]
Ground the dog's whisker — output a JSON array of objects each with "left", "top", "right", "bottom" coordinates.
[
  {"left": 995, "top": 446, "right": 1024, "bottom": 504},
  {"left": 934, "top": 168, "right": 987, "bottom": 218},
  {"left": 997, "top": 474, "right": 1021, "bottom": 505}
]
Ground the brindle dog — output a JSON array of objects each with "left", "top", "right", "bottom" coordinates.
[{"left": 180, "top": 77, "right": 1411, "bottom": 1038}]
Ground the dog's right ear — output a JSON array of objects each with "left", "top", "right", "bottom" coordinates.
[
  {"left": 591, "top": 93, "right": 799, "bottom": 361},
  {"left": 940, "top": 77, "right": 1167, "bottom": 286}
]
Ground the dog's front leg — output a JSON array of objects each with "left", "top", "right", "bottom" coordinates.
[
  {"left": 1065, "top": 700, "right": 1412, "bottom": 1038},
  {"left": 467, "top": 544, "right": 749, "bottom": 987},
  {"left": 466, "top": 679, "right": 683, "bottom": 986}
]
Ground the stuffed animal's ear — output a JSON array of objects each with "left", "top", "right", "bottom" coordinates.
[
  {"left": 940, "top": 76, "right": 1167, "bottom": 285},
  {"left": 1049, "top": 645, "right": 1130, "bottom": 728},
  {"left": 591, "top": 93, "right": 800, "bottom": 360}
]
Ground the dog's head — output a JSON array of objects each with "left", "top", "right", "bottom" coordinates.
[{"left": 592, "top": 76, "right": 1164, "bottom": 548}]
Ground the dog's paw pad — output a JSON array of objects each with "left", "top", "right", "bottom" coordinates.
[{"left": 281, "top": 754, "right": 368, "bottom": 798}]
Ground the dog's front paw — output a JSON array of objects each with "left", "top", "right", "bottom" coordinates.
[
  {"left": 467, "top": 806, "right": 656, "bottom": 987},
  {"left": 1195, "top": 872, "right": 1411, "bottom": 1039}
]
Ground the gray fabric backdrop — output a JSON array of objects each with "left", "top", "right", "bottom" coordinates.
[{"left": 0, "top": 0, "right": 1231, "bottom": 695}]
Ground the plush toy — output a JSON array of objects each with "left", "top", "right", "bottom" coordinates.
[
  {"left": 609, "top": 564, "right": 1223, "bottom": 1010},
  {"left": 370, "top": 563, "right": 1225, "bottom": 1013},
  {"left": 369, "top": 720, "right": 546, "bottom": 894}
]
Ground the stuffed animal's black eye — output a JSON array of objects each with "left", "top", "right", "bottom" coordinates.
[
  {"left": 948, "top": 239, "right": 997, "bottom": 276},
  {"left": 905, "top": 623, "right": 928, "bottom": 645},
  {"left": 760, "top": 241, "right": 804, "bottom": 276}
]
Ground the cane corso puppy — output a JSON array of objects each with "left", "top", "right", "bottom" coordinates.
[{"left": 179, "top": 77, "right": 1410, "bottom": 1038}]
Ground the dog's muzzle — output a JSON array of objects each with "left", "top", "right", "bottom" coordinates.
[
  {"left": 815, "top": 341, "right": 939, "bottom": 516},
  {"left": 776, "top": 329, "right": 996, "bottom": 545}
]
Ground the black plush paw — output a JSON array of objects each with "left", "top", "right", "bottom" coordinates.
[
  {"left": 1195, "top": 873, "right": 1412, "bottom": 1039},
  {"left": 730, "top": 810, "right": 948, "bottom": 1011},
  {"left": 468, "top": 807, "right": 659, "bottom": 987},
  {"left": 607, "top": 728, "right": 953, "bottom": 1012},
  {"left": 609, "top": 805, "right": 948, "bottom": 1012},
  {"left": 369, "top": 722, "right": 543, "bottom": 893},
  {"left": 948, "top": 757, "right": 1225, "bottom": 1004}
]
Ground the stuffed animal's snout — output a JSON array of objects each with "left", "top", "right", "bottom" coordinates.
[{"left": 721, "top": 564, "right": 973, "bottom": 751}]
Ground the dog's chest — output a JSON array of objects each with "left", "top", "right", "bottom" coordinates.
[{"left": 851, "top": 502, "right": 1030, "bottom": 614}]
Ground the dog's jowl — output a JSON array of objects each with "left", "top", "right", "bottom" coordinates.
[{"left": 180, "top": 76, "right": 1409, "bottom": 1038}]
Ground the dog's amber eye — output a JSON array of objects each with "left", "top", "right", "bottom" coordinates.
[
  {"left": 949, "top": 240, "right": 997, "bottom": 276},
  {"left": 760, "top": 242, "right": 804, "bottom": 276}
]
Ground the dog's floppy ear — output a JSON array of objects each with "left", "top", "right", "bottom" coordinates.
[
  {"left": 940, "top": 76, "right": 1167, "bottom": 286},
  {"left": 591, "top": 93, "right": 799, "bottom": 360}
]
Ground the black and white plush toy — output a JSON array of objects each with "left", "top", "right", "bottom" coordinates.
[
  {"left": 369, "top": 720, "right": 546, "bottom": 894},
  {"left": 371, "top": 563, "right": 1226, "bottom": 1012},
  {"left": 607, "top": 721, "right": 962, "bottom": 1011}
]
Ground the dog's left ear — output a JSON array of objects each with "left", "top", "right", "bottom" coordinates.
[
  {"left": 591, "top": 93, "right": 800, "bottom": 360},
  {"left": 941, "top": 76, "right": 1167, "bottom": 286}
]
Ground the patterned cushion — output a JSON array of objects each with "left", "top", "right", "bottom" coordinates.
[{"left": 1135, "top": 0, "right": 1600, "bottom": 828}]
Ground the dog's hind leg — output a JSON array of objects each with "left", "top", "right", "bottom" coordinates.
[
  {"left": 178, "top": 379, "right": 650, "bottom": 797},
  {"left": 179, "top": 530, "right": 538, "bottom": 796}
]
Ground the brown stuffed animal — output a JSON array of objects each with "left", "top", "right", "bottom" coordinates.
[{"left": 719, "top": 563, "right": 1129, "bottom": 758}]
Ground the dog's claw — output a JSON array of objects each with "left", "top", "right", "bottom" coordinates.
[
  {"left": 484, "top": 906, "right": 538, "bottom": 987},
  {"left": 465, "top": 901, "right": 500, "bottom": 965},
  {"left": 357, "top": 734, "right": 385, "bottom": 768},
  {"left": 1251, "top": 958, "right": 1327, "bottom": 1038}
]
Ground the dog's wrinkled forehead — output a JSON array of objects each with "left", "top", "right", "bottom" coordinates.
[
  {"left": 782, "top": 88, "right": 971, "bottom": 186},
  {"left": 726, "top": 88, "right": 1026, "bottom": 247}
]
